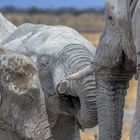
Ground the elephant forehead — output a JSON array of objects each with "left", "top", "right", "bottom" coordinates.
[
  {"left": 106, "top": 0, "right": 129, "bottom": 20},
  {"left": 106, "top": 0, "right": 117, "bottom": 12}
]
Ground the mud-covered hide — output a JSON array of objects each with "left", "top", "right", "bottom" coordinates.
[{"left": 0, "top": 48, "right": 52, "bottom": 140}]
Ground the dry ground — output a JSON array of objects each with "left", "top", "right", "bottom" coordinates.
[{"left": 3, "top": 12, "right": 137, "bottom": 140}]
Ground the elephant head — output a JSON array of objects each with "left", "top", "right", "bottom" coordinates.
[
  {"left": 37, "top": 44, "right": 97, "bottom": 129},
  {"left": 0, "top": 48, "right": 52, "bottom": 140}
]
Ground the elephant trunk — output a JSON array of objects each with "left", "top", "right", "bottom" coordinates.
[
  {"left": 55, "top": 71, "right": 97, "bottom": 129},
  {"left": 96, "top": 74, "right": 126, "bottom": 140},
  {"left": 76, "top": 74, "right": 97, "bottom": 129}
]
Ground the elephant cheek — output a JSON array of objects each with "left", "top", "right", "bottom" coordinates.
[{"left": 15, "top": 93, "right": 52, "bottom": 140}]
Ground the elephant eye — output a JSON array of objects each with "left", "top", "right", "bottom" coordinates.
[
  {"left": 108, "top": 15, "right": 114, "bottom": 25},
  {"left": 40, "top": 58, "right": 50, "bottom": 69},
  {"left": 108, "top": 15, "right": 112, "bottom": 20}
]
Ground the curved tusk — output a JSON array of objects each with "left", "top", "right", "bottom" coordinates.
[{"left": 66, "top": 65, "right": 95, "bottom": 80}]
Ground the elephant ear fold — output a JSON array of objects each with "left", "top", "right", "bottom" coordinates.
[
  {"left": 0, "top": 52, "right": 36, "bottom": 95},
  {"left": 115, "top": 0, "right": 136, "bottom": 63},
  {"left": 130, "top": 0, "right": 138, "bottom": 18}
]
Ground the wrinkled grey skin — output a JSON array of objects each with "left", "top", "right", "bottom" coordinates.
[
  {"left": 0, "top": 21, "right": 97, "bottom": 140},
  {"left": 0, "top": 48, "right": 52, "bottom": 140}
]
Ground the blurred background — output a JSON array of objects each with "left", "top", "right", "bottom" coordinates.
[{"left": 0, "top": 0, "right": 137, "bottom": 139}]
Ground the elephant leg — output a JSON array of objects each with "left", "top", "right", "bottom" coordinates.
[
  {"left": 96, "top": 77, "right": 127, "bottom": 140},
  {"left": 52, "top": 115, "right": 80, "bottom": 140}
]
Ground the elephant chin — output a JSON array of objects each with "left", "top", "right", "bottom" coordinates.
[{"left": 59, "top": 94, "right": 97, "bottom": 129}]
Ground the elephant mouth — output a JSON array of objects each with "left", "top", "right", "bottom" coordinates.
[{"left": 59, "top": 94, "right": 80, "bottom": 115}]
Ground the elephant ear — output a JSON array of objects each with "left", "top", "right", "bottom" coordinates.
[
  {"left": 118, "top": 0, "right": 136, "bottom": 63},
  {"left": 123, "top": 0, "right": 136, "bottom": 64},
  {"left": 0, "top": 49, "right": 37, "bottom": 96},
  {"left": 0, "top": 13, "right": 17, "bottom": 42},
  {"left": 107, "top": 0, "right": 136, "bottom": 64}
]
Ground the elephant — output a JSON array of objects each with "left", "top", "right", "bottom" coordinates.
[
  {"left": 93, "top": 1, "right": 135, "bottom": 139},
  {"left": 64, "top": 0, "right": 137, "bottom": 140},
  {"left": 0, "top": 48, "right": 52, "bottom": 140},
  {"left": 0, "top": 19, "right": 98, "bottom": 140}
]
